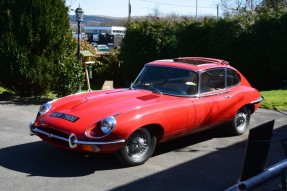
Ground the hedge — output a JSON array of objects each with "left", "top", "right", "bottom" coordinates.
[{"left": 120, "top": 12, "right": 287, "bottom": 90}]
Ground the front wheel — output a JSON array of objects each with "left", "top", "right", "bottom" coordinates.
[
  {"left": 230, "top": 106, "right": 251, "bottom": 135},
  {"left": 115, "top": 128, "right": 157, "bottom": 166}
]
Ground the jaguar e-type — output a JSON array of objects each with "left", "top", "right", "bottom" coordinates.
[{"left": 29, "top": 57, "right": 263, "bottom": 166}]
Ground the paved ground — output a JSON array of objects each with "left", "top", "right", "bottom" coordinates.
[{"left": 0, "top": 100, "right": 286, "bottom": 191}]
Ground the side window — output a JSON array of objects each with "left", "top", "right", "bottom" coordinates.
[
  {"left": 227, "top": 69, "right": 241, "bottom": 87},
  {"left": 201, "top": 69, "right": 225, "bottom": 93}
]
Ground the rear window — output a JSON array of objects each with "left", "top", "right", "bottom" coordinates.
[
  {"left": 200, "top": 69, "right": 225, "bottom": 93},
  {"left": 227, "top": 69, "right": 240, "bottom": 87}
]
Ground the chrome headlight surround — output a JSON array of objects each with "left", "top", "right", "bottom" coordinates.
[
  {"left": 84, "top": 116, "right": 117, "bottom": 138},
  {"left": 37, "top": 101, "right": 53, "bottom": 118},
  {"left": 100, "top": 116, "right": 116, "bottom": 135}
]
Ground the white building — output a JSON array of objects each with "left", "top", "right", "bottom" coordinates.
[{"left": 84, "top": 26, "right": 126, "bottom": 35}]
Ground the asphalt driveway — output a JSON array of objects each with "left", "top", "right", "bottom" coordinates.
[{"left": 0, "top": 101, "right": 286, "bottom": 191}]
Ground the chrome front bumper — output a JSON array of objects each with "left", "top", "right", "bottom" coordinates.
[
  {"left": 29, "top": 123, "right": 125, "bottom": 150},
  {"left": 250, "top": 96, "right": 264, "bottom": 104}
]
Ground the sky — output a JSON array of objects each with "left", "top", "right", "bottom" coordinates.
[{"left": 67, "top": 0, "right": 223, "bottom": 18}]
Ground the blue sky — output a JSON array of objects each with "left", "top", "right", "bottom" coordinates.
[{"left": 67, "top": 0, "right": 222, "bottom": 18}]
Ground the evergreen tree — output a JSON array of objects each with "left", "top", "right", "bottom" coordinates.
[{"left": 0, "top": 0, "right": 83, "bottom": 96}]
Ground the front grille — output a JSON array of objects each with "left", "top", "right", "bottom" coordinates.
[
  {"left": 37, "top": 126, "right": 70, "bottom": 148},
  {"left": 37, "top": 126, "right": 69, "bottom": 138}
]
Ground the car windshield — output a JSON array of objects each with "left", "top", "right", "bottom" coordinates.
[{"left": 132, "top": 65, "right": 198, "bottom": 96}]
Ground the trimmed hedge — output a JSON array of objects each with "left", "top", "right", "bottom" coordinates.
[
  {"left": 121, "top": 19, "right": 178, "bottom": 83},
  {"left": 120, "top": 12, "right": 287, "bottom": 90},
  {"left": 0, "top": 0, "right": 83, "bottom": 97}
]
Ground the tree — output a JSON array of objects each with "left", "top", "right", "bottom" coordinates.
[
  {"left": 0, "top": 0, "right": 83, "bottom": 97},
  {"left": 221, "top": 0, "right": 260, "bottom": 14},
  {"left": 221, "top": 0, "right": 287, "bottom": 15},
  {"left": 259, "top": 0, "right": 287, "bottom": 9}
]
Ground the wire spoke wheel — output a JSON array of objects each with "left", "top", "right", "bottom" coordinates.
[
  {"left": 126, "top": 129, "right": 151, "bottom": 160},
  {"left": 115, "top": 128, "right": 157, "bottom": 166},
  {"left": 231, "top": 106, "right": 250, "bottom": 135},
  {"left": 235, "top": 110, "right": 248, "bottom": 131}
]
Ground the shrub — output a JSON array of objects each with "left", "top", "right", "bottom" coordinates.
[
  {"left": 121, "top": 18, "right": 178, "bottom": 84},
  {"left": 96, "top": 48, "right": 121, "bottom": 82},
  {"left": 0, "top": 0, "right": 84, "bottom": 97}
]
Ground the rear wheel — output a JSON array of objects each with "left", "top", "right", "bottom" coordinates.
[
  {"left": 115, "top": 128, "right": 157, "bottom": 166},
  {"left": 230, "top": 106, "right": 250, "bottom": 135}
]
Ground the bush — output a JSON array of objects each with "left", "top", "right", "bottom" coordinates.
[
  {"left": 0, "top": 0, "right": 84, "bottom": 97},
  {"left": 52, "top": 36, "right": 83, "bottom": 97},
  {"left": 120, "top": 11, "right": 287, "bottom": 90},
  {"left": 96, "top": 48, "right": 121, "bottom": 82},
  {"left": 121, "top": 18, "right": 178, "bottom": 84}
]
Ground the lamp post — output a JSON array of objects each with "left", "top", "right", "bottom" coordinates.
[
  {"left": 75, "top": 5, "right": 84, "bottom": 65},
  {"left": 195, "top": 0, "right": 198, "bottom": 20}
]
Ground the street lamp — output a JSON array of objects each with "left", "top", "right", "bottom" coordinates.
[{"left": 75, "top": 5, "right": 84, "bottom": 64}]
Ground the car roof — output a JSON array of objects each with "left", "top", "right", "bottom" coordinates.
[{"left": 146, "top": 57, "right": 231, "bottom": 71}]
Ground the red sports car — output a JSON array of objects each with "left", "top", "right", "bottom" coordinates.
[{"left": 29, "top": 57, "right": 263, "bottom": 166}]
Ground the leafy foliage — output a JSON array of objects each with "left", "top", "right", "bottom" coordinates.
[
  {"left": 0, "top": 0, "right": 83, "bottom": 97},
  {"left": 121, "top": 18, "right": 178, "bottom": 83},
  {"left": 79, "top": 40, "right": 118, "bottom": 85},
  {"left": 120, "top": 11, "right": 287, "bottom": 90},
  {"left": 221, "top": 0, "right": 287, "bottom": 15},
  {"left": 52, "top": 35, "right": 83, "bottom": 97},
  {"left": 80, "top": 40, "right": 98, "bottom": 55},
  {"left": 96, "top": 48, "right": 121, "bottom": 82}
]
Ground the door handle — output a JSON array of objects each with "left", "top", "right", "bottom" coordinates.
[{"left": 225, "top": 95, "right": 231, "bottom": 99}]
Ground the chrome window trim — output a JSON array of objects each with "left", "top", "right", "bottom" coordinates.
[{"left": 200, "top": 89, "right": 231, "bottom": 97}]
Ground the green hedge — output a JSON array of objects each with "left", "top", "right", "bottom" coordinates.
[
  {"left": 121, "top": 19, "right": 178, "bottom": 83},
  {"left": 0, "top": 0, "right": 83, "bottom": 97},
  {"left": 121, "top": 12, "right": 287, "bottom": 90}
]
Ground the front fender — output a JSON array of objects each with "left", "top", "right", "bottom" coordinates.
[{"left": 113, "top": 100, "right": 189, "bottom": 140}]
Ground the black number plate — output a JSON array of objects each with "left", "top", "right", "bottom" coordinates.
[{"left": 50, "top": 112, "right": 79, "bottom": 122}]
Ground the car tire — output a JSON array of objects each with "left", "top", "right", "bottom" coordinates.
[
  {"left": 115, "top": 128, "right": 157, "bottom": 166},
  {"left": 230, "top": 106, "right": 251, "bottom": 135}
]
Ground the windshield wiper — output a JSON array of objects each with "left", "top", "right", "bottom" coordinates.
[
  {"left": 141, "top": 83, "right": 162, "bottom": 95},
  {"left": 130, "top": 82, "right": 134, "bottom": 90}
]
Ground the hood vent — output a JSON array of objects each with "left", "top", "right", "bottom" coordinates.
[{"left": 136, "top": 94, "right": 159, "bottom": 101}]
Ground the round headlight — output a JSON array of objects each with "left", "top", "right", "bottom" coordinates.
[
  {"left": 100, "top": 116, "right": 116, "bottom": 135},
  {"left": 38, "top": 102, "right": 52, "bottom": 116}
]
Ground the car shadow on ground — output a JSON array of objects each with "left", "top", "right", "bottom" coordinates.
[
  {"left": 0, "top": 92, "right": 52, "bottom": 105},
  {"left": 111, "top": 125, "right": 287, "bottom": 191},
  {"left": 154, "top": 125, "right": 234, "bottom": 156},
  {"left": 0, "top": 140, "right": 122, "bottom": 177},
  {"left": 0, "top": 124, "right": 286, "bottom": 190},
  {"left": 0, "top": 126, "right": 233, "bottom": 178}
]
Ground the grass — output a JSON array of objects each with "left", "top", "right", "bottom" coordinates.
[
  {"left": 260, "top": 90, "right": 287, "bottom": 111},
  {"left": 0, "top": 86, "right": 10, "bottom": 94},
  {"left": 0, "top": 86, "right": 55, "bottom": 104}
]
